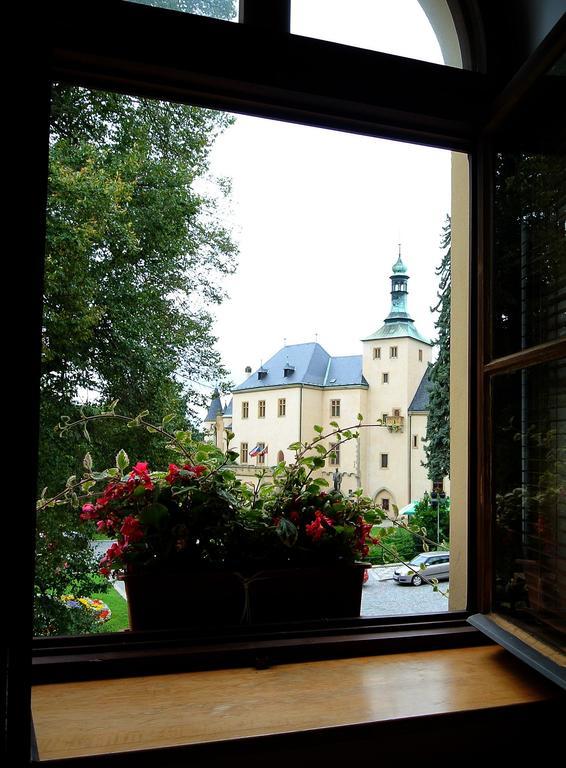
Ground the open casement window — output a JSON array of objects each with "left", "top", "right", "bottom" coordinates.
[
  {"left": 16, "top": 4, "right": 566, "bottom": 764},
  {"left": 469, "top": 38, "right": 566, "bottom": 689}
]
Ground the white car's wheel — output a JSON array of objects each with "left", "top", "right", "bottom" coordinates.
[{"left": 411, "top": 573, "right": 423, "bottom": 586}]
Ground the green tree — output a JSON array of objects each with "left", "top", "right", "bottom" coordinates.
[
  {"left": 410, "top": 492, "right": 450, "bottom": 550},
  {"left": 36, "top": 85, "right": 238, "bottom": 635},
  {"left": 41, "top": 85, "right": 237, "bottom": 492},
  {"left": 423, "top": 216, "right": 451, "bottom": 483}
]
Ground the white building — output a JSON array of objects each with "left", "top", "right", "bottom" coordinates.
[{"left": 205, "top": 254, "right": 446, "bottom": 511}]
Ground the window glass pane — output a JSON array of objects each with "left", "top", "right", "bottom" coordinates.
[
  {"left": 492, "top": 150, "right": 566, "bottom": 358},
  {"left": 291, "top": 0, "right": 461, "bottom": 67},
  {"left": 491, "top": 57, "right": 565, "bottom": 359},
  {"left": 492, "top": 358, "right": 566, "bottom": 653},
  {"left": 36, "top": 83, "right": 463, "bottom": 637},
  {"left": 125, "top": 0, "right": 238, "bottom": 21}
]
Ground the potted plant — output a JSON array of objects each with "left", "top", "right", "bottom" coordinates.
[{"left": 39, "top": 405, "right": 386, "bottom": 631}]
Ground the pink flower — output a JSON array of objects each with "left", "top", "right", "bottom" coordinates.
[{"left": 80, "top": 503, "right": 97, "bottom": 521}]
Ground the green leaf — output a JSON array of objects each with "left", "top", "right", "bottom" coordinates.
[
  {"left": 161, "top": 413, "right": 175, "bottom": 425},
  {"left": 329, "top": 421, "right": 339, "bottom": 429},
  {"left": 313, "top": 425, "right": 324, "bottom": 434},
  {"left": 116, "top": 449, "right": 129, "bottom": 472},
  {"left": 83, "top": 452, "right": 93, "bottom": 472},
  {"left": 139, "top": 503, "right": 169, "bottom": 528},
  {"left": 288, "top": 442, "right": 302, "bottom": 451},
  {"left": 357, "top": 413, "right": 363, "bottom": 422},
  {"left": 146, "top": 425, "right": 158, "bottom": 433}
]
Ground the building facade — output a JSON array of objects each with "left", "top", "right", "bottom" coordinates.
[{"left": 205, "top": 254, "right": 446, "bottom": 511}]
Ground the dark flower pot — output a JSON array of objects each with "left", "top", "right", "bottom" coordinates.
[{"left": 125, "top": 564, "right": 365, "bottom": 631}]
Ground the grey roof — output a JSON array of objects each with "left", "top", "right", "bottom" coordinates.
[
  {"left": 204, "top": 390, "right": 223, "bottom": 422},
  {"left": 408, "top": 367, "right": 433, "bottom": 412},
  {"left": 233, "top": 343, "right": 368, "bottom": 392},
  {"left": 223, "top": 398, "right": 233, "bottom": 416},
  {"left": 361, "top": 320, "right": 432, "bottom": 345}
]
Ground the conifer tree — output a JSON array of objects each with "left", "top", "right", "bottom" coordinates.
[{"left": 423, "top": 217, "right": 451, "bottom": 482}]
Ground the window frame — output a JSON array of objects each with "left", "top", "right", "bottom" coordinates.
[
  {"left": 240, "top": 442, "right": 248, "bottom": 463},
  {"left": 380, "top": 453, "right": 389, "bottom": 469},
  {"left": 329, "top": 441, "right": 340, "bottom": 466},
  {"left": 258, "top": 399, "right": 266, "bottom": 418},
  {"left": 278, "top": 397, "right": 286, "bottom": 417},
  {"left": 27, "top": 0, "right": 484, "bottom": 685},
  {"left": 22, "top": 0, "right": 566, "bottom": 720},
  {"left": 382, "top": 372, "right": 389, "bottom": 383},
  {"left": 330, "top": 398, "right": 341, "bottom": 417},
  {"left": 242, "top": 400, "right": 249, "bottom": 419}
]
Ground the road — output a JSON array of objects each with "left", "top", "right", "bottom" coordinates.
[{"left": 361, "top": 566, "right": 450, "bottom": 617}]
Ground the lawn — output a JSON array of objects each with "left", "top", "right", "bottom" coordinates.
[{"left": 91, "top": 585, "right": 129, "bottom": 633}]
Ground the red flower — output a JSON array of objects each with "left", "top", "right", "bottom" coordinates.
[
  {"left": 129, "top": 462, "right": 154, "bottom": 490},
  {"left": 166, "top": 463, "right": 207, "bottom": 485},
  {"left": 165, "top": 463, "right": 180, "bottom": 485},
  {"left": 305, "top": 510, "right": 334, "bottom": 541},
  {"left": 120, "top": 515, "right": 144, "bottom": 543}
]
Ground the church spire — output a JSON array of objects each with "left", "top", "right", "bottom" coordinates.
[{"left": 385, "top": 246, "right": 413, "bottom": 323}]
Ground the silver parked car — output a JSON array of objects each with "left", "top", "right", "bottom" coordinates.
[{"left": 393, "top": 551, "right": 450, "bottom": 586}]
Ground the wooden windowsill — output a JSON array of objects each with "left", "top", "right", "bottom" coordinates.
[{"left": 31, "top": 645, "right": 562, "bottom": 763}]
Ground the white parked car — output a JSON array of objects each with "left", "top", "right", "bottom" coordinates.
[{"left": 393, "top": 551, "right": 450, "bottom": 586}]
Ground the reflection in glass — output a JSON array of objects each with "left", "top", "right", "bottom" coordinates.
[
  {"left": 492, "top": 151, "right": 566, "bottom": 358},
  {"left": 492, "top": 359, "right": 566, "bottom": 652},
  {"left": 125, "top": 0, "right": 238, "bottom": 22}
]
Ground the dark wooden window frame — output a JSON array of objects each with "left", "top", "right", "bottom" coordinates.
[
  {"left": 17, "top": 2, "right": 566, "bottom": 750},
  {"left": 24, "top": 0, "right": 487, "bottom": 684},
  {"left": 470, "top": 14, "right": 566, "bottom": 684}
]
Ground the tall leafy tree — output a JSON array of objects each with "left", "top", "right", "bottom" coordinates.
[
  {"left": 36, "top": 85, "right": 238, "bottom": 634},
  {"left": 423, "top": 216, "right": 451, "bottom": 483}
]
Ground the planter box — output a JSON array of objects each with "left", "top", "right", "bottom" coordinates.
[{"left": 125, "top": 564, "right": 365, "bottom": 631}]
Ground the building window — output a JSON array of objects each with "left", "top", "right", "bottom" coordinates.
[
  {"left": 419, "top": 349, "right": 423, "bottom": 362},
  {"left": 382, "top": 373, "right": 389, "bottom": 384},
  {"left": 381, "top": 498, "right": 390, "bottom": 511},
  {"left": 382, "top": 413, "right": 388, "bottom": 423},
  {"left": 390, "top": 346, "right": 398, "bottom": 358},
  {"left": 330, "top": 399, "right": 341, "bottom": 417},
  {"left": 242, "top": 401, "right": 249, "bottom": 419},
  {"left": 258, "top": 400, "right": 266, "bottom": 418},
  {"left": 381, "top": 453, "right": 388, "bottom": 468},
  {"left": 413, "top": 434, "right": 418, "bottom": 448},
  {"left": 373, "top": 347, "right": 381, "bottom": 359},
  {"left": 256, "top": 442, "right": 266, "bottom": 465},
  {"left": 240, "top": 442, "right": 248, "bottom": 463},
  {"left": 278, "top": 398, "right": 286, "bottom": 417},
  {"left": 329, "top": 442, "right": 340, "bottom": 465},
  {"left": 393, "top": 408, "right": 401, "bottom": 417}
]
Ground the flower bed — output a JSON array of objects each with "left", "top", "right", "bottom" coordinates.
[{"left": 61, "top": 595, "right": 112, "bottom": 623}]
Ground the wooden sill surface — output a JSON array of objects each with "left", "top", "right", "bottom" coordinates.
[{"left": 32, "top": 645, "right": 560, "bottom": 761}]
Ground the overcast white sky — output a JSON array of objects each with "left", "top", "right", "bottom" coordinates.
[{"left": 203, "top": 1, "right": 457, "bottom": 397}]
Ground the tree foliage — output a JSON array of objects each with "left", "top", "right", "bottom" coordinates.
[
  {"left": 423, "top": 216, "right": 451, "bottom": 482},
  {"left": 36, "top": 85, "right": 238, "bottom": 634},
  {"left": 410, "top": 493, "right": 450, "bottom": 549}
]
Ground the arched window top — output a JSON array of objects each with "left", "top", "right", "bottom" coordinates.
[{"left": 291, "top": 0, "right": 464, "bottom": 69}]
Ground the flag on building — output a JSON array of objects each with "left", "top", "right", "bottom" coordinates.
[{"left": 249, "top": 444, "right": 268, "bottom": 457}]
